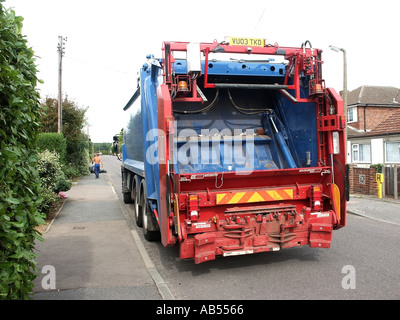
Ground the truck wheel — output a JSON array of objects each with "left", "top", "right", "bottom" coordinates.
[
  {"left": 133, "top": 175, "right": 142, "bottom": 227},
  {"left": 140, "top": 180, "right": 160, "bottom": 242},
  {"left": 123, "top": 191, "right": 133, "bottom": 204},
  {"left": 122, "top": 168, "right": 133, "bottom": 204}
]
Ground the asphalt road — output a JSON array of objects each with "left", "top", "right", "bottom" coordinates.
[{"left": 104, "top": 155, "right": 400, "bottom": 300}]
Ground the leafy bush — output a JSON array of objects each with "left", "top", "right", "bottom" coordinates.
[
  {"left": 36, "top": 132, "right": 67, "bottom": 164},
  {"left": 0, "top": 3, "right": 45, "bottom": 300},
  {"left": 37, "top": 186, "right": 59, "bottom": 216},
  {"left": 61, "top": 164, "right": 80, "bottom": 180},
  {"left": 37, "top": 150, "right": 65, "bottom": 191},
  {"left": 55, "top": 178, "right": 72, "bottom": 193},
  {"left": 66, "top": 137, "right": 90, "bottom": 176},
  {"left": 370, "top": 163, "right": 383, "bottom": 173},
  {"left": 37, "top": 150, "right": 71, "bottom": 214}
]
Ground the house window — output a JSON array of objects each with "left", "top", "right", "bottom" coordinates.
[
  {"left": 385, "top": 142, "right": 400, "bottom": 163},
  {"left": 352, "top": 143, "right": 371, "bottom": 162},
  {"left": 347, "top": 107, "right": 357, "bottom": 123}
]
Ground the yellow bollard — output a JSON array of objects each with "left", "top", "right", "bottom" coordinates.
[{"left": 376, "top": 173, "right": 383, "bottom": 199}]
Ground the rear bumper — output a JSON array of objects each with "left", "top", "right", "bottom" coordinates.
[{"left": 179, "top": 207, "right": 335, "bottom": 264}]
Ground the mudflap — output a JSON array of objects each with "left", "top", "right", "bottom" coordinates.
[
  {"left": 194, "top": 233, "right": 216, "bottom": 264},
  {"left": 309, "top": 223, "right": 332, "bottom": 248}
]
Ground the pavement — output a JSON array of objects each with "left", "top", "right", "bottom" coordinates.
[
  {"left": 31, "top": 171, "right": 400, "bottom": 300},
  {"left": 347, "top": 194, "right": 400, "bottom": 226},
  {"left": 32, "top": 172, "right": 173, "bottom": 300}
]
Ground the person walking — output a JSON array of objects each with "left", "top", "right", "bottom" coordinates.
[{"left": 92, "top": 153, "right": 103, "bottom": 179}]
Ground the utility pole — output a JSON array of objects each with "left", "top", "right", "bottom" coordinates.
[
  {"left": 57, "top": 36, "right": 67, "bottom": 133},
  {"left": 329, "top": 45, "right": 348, "bottom": 159}
]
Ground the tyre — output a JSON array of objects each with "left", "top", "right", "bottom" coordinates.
[
  {"left": 140, "top": 180, "right": 160, "bottom": 242},
  {"left": 123, "top": 191, "right": 132, "bottom": 204},
  {"left": 122, "top": 168, "right": 133, "bottom": 204},
  {"left": 133, "top": 175, "right": 142, "bottom": 227}
]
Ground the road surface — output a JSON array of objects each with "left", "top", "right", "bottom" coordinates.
[{"left": 104, "top": 155, "right": 400, "bottom": 300}]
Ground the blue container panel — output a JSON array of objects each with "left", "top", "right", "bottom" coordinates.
[
  {"left": 123, "top": 62, "right": 162, "bottom": 202},
  {"left": 173, "top": 88, "right": 317, "bottom": 174},
  {"left": 141, "top": 67, "right": 161, "bottom": 200},
  {"left": 174, "top": 137, "right": 278, "bottom": 174},
  {"left": 123, "top": 101, "right": 145, "bottom": 163},
  {"left": 174, "top": 60, "right": 286, "bottom": 78}
]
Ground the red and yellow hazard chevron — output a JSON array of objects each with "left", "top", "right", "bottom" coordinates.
[{"left": 216, "top": 188, "right": 294, "bottom": 205}]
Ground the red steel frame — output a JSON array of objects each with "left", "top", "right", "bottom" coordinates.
[{"left": 157, "top": 40, "right": 347, "bottom": 263}]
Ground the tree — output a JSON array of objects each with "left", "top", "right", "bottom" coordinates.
[
  {"left": 93, "top": 142, "right": 112, "bottom": 154},
  {"left": 40, "top": 96, "right": 90, "bottom": 177}
]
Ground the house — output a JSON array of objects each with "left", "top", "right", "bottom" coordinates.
[
  {"left": 345, "top": 85, "right": 400, "bottom": 197},
  {"left": 346, "top": 85, "right": 400, "bottom": 165}
]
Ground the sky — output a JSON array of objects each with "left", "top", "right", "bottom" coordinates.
[{"left": 4, "top": 0, "right": 400, "bottom": 142}]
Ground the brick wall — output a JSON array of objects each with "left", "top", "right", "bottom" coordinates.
[
  {"left": 349, "top": 165, "right": 378, "bottom": 195},
  {"left": 353, "top": 106, "right": 394, "bottom": 131}
]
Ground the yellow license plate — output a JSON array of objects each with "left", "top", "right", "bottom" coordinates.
[{"left": 229, "top": 37, "right": 265, "bottom": 47}]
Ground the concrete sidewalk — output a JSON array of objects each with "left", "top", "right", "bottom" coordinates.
[
  {"left": 347, "top": 194, "right": 400, "bottom": 226},
  {"left": 32, "top": 173, "right": 164, "bottom": 300}
]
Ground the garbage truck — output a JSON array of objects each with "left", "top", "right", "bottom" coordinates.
[{"left": 121, "top": 38, "right": 348, "bottom": 263}]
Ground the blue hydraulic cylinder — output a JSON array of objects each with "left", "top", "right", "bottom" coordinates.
[
  {"left": 275, "top": 131, "right": 296, "bottom": 168},
  {"left": 269, "top": 115, "right": 297, "bottom": 169}
]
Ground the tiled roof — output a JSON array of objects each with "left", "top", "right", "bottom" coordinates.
[
  {"left": 373, "top": 108, "right": 400, "bottom": 135},
  {"left": 347, "top": 85, "right": 400, "bottom": 106},
  {"left": 348, "top": 108, "right": 400, "bottom": 138}
]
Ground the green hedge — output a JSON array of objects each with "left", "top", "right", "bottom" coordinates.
[
  {"left": 0, "top": 3, "right": 45, "bottom": 299},
  {"left": 36, "top": 132, "right": 67, "bottom": 163}
]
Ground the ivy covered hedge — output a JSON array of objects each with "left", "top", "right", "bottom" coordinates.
[{"left": 0, "top": 2, "right": 45, "bottom": 299}]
